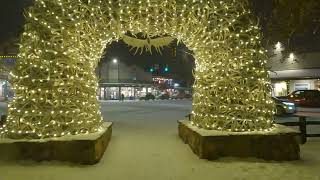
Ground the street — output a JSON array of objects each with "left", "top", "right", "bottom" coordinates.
[
  {"left": 0, "top": 100, "right": 319, "bottom": 180},
  {"left": 2, "top": 99, "right": 319, "bottom": 136},
  {"left": 100, "top": 99, "right": 192, "bottom": 134}
]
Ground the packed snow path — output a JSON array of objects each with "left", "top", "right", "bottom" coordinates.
[{"left": 0, "top": 100, "right": 319, "bottom": 180}]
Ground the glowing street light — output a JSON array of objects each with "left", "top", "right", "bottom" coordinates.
[
  {"left": 289, "top": 53, "right": 295, "bottom": 60},
  {"left": 112, "top": 58, "right": 121, "bottom": 100},
  {"left": 275, "top": 42, "right": 281, "bottom": 50}
]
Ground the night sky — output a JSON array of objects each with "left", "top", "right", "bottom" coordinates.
[
  {"left": 101, "top": 40, "right": 195, "bottom": 86},
  {"left": 0, "top": 0, "right": 32, "bottom": 42},
  {"left": 0, "top": 0, "right": 194, "bottom": 85},
  {"left": 1, "top": 0, "right": 319, "bottom": 44},
  {"left": 0, "top": 0, "right": 319, "bottom": 85}
]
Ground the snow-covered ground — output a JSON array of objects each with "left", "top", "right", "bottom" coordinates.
[
  {"left": 0, "top": 100, "right": 320, "bottom": 180},
  {"left": 298, "top": 107, "right": 320, "bottom": 113}
]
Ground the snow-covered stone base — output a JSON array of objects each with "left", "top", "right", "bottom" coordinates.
[
  {"left": 0, "top": 122, "right": 112, "bottom": 165},
  {"left": 178, "top": 120, "right": 300, "bottom": 161}
]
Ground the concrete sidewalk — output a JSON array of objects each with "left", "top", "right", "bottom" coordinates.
[
  {"left": 295, "top": 111, "right": 320, "bottom": 117},
  {"left": 297, "top": 107, "right": 320, "bottom": 113}
]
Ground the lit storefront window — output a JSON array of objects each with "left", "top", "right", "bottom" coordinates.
[
  {"left": 121, "top": 87, "right": 135, "bottom": 99},
  {"left": 273, "top": 81, "right": 288, "bottom": 96},
  {"left": 0, "top": 80, "right": 14, "bottom": 100},
  {"left": 294, "top": 83, "right": 310, "bottom": 91},
  {"left": 153, "top": 77, "right": 173, "bottom": 86},
  {"left": 98, "top": 86, "right": 156, "bottom": 100}
]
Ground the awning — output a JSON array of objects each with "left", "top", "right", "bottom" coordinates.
[
  {"left": 99, "top": 83, "right": 154, "bottom": 87},
  {"left": 270, "top": 69, "right": 320, "bottom": 80}
]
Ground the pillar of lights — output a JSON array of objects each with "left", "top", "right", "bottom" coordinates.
[{"left": 0, "top": 0, "right": 274, "bottom": 139}]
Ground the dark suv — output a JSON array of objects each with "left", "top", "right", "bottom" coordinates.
[
  {"left": 139, "top": 93, "right": 155, "bottom": 100},
  {"left": 286, "top": 90, "right": 320, "bottom": 107}
]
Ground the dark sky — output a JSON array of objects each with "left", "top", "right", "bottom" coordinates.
[
  {"left": 0, "top": 0, "right": 32, "bottom": 42},
  {"left": 0, "top": 0, "right": 194, "bottom": 85},
  {"left": 0, "top": 0, "right": 318, "bottom": 84},
  {"left": 1, "top": 0, "right": 319, "bottom": 47},
  {"left": 101, "top": 40, "right": 195, "bottom": 86},
  {"left": 0, "top": 0, "right": 274, "bottom": 43}
]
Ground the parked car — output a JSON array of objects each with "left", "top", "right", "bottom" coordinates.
[
  {"left": 156, "top": 93, "right": 170, "bottom": 100},
  {"left": 184, "top": 93, "right": 192, "bottom": 99},
  {"left": 272, "top": 97, "right": 296, "bottom": 116},
  {"left": 282, "top": 90, "right": 320, "bottom": 107},
  {"left": 171, "top": 92, "right": 185, "bottom": 99},
  {"left": 0, "top": 114, "right": 6, "bottom": 126},
  {"left": 139, "top": 93, "right": 155, "bottom": 100}
]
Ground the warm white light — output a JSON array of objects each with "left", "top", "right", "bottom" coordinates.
[
  {"left": 2, "top": 0, "right": 275, "bottom": 138},
  {"left": 289, "top": 53, "right": 295, "bottom": 60},
  {"left": 274, "top": 82, "right": 287, "bottom": 96},
  {"left": 275, "top": 42, "right": 281, "bottom": 50}
]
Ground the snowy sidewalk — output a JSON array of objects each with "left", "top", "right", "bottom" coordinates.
[
  {"left": 297, "top": 107, "right": 320, "bottom": 113},
  {"left": 0, "top": 101, "right": 320, "bottom": 180}
]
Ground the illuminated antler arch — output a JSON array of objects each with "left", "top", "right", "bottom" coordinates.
[{"left": 0, "top": 0, "right": 274, "bottom": 139}]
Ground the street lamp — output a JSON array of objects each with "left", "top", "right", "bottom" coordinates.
[
  {"left": 112, "top": 58, "right": 119, "bottom": 81},
  {"left": 274, "top": 42, "right": 283, "bottom": 53},
  {"left": 275, "top": 42, "right": 281, "bottom": 50},
  {"left": 289, "top": 53, "right": 295, "bottom": 61},
  {"left": 112, "top": 58, "right": 121, "bottom": 100}
]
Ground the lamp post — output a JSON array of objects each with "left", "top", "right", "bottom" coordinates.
[
  {"left": 112, "top": 58, "right": 119, "bottom": 81},
  {"left": 113, "top": 58, "right": 121, "bottom": 101}
]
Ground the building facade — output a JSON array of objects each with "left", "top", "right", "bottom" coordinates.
[
  {"left": 268, "top": 47, "right": 320, "bottom": 96},
  {"left": 96, "top": 59, "right": 156, "bottom": 100},
  {"left": 0, "top": 39, "right": 17, "bottom": 101}
]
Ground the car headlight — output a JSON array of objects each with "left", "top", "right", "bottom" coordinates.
[{"left": 282, "top": 102, "right": 295, "bottom": 106}]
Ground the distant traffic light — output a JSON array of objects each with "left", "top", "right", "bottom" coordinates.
[
  {"left": 149, "top": 67, "right": 155, "bottom": 72},
  {"left": 164, "top": 67, "right": 169, "bottom": 72}
]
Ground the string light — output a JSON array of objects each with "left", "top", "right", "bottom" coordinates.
[{"left": 0, "top": 0, "right": 275, "bottom": 139}]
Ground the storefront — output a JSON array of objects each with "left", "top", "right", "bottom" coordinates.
[
  {"left": 270, "top": 66, "right": 320, "bottom": 96},
  {"left": 271, "top": 77, "right": 320, "bottom": 97},
  {"left": 0, "top": 79, "right": 14, "bottom": 101},
  {"left": 98, "top": 83, "right": 156, "bottom": 100},
  {"left": 272, "top": 81, "right": 288, "bottom": 96},
  {"left": 268, "top": 50, "right": 320, "bottom": 97}
]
